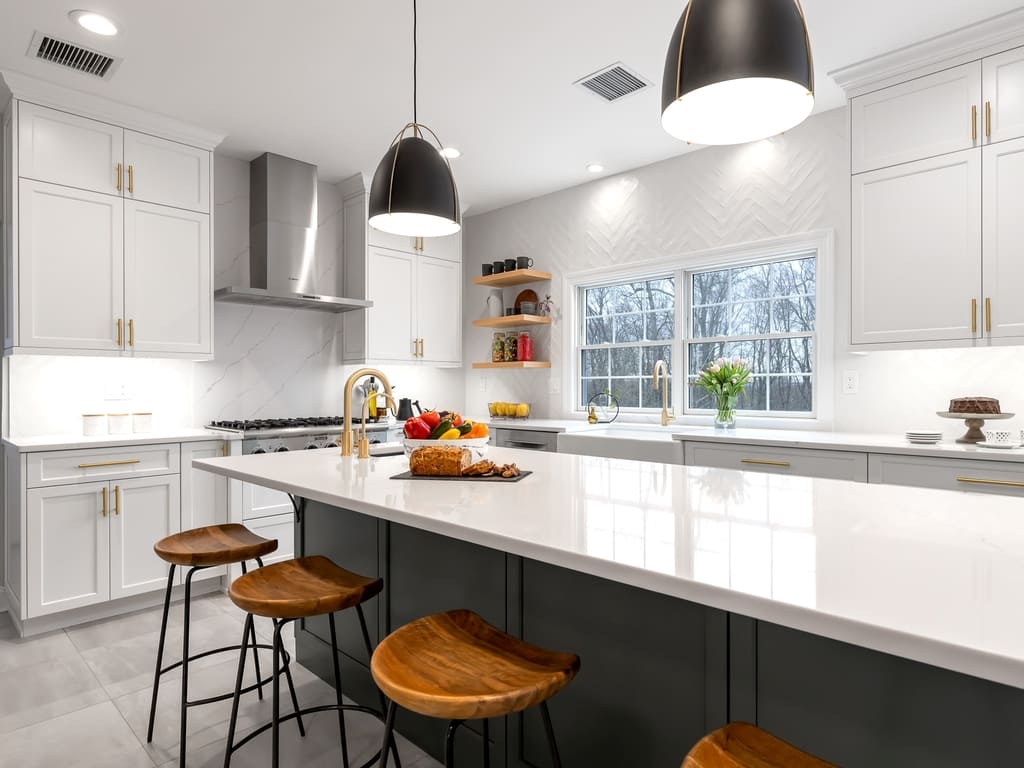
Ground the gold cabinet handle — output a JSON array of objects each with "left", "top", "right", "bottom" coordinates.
[
  {"left": 419, "top": 338, "right": 425, "bottom": 357},
  {"left": 971, "top": 298, "right": 978, "bottom": 333},
  {"left": 957, "top": 476, "right": 1024, "bottom": 489},
  {"left": 101, "top": 486, "right": 108, "bottom": 517},
  {"left": 116, "top": 162, "right": 122, "bottom": 192},
  {"left": 222, "top": 443, "right": 228, "bottom": 457},
  {"left": 116, "top": 318, "right": 123, "bottom": 346},
  {"left": 127, "top": 164, "right": 134, "bottom": 193},
  {"left": 985, "top": 101, "right": 991, "bottom": 138},
  {"left": 128, "top": 318, "right": 135, "bottom": 347},
  {"left": 985, "top": 297, "right": 992, "bottom": 333},
  {"left": 972, "top": 104, "right": 978, "bottom": 141},
  {"left": 78, "top": 458, "right": 141, "bottom": 469},
  {"left": 740, "top": 458, "right": 791, "bottom": 468},
  {"left": 113, "top": 485, "right": 121, "bottom": 515}
]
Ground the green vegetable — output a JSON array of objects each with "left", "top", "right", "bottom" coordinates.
[
  {"left": 457, "top": 423, "right": 473, "bottom": 436},
  {"left": 428, "top": 419, "right": 452, "bottom": 440}
]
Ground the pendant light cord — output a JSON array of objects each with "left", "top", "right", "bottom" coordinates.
[{"left": 413, "top": 0, "right": 418, "bottom": 127}]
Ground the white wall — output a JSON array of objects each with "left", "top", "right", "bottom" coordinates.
[{"left": 463, "top": 107, "right": 1024, "bottom": 437}]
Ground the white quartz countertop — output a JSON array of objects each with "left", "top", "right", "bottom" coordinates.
[
  {"left": 3, "top": 428, "right": 238, "bottom": 452},
  {"left": 194, "top": 448, "right": 1024, "bottom": 689},
  {"left": 484, "top": 419, "right": 594, "bottom": 433}
]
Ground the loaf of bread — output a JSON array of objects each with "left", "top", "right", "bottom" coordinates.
[{"left": 409, "top": 446, "right": 471, "bottom": 476}]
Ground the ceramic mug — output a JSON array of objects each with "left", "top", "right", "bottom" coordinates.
[
  {"left": 482, "top": 263, "right": 493, "bottom": 276},
  {"left": 504, "top": 258, "right": 517, "bottom": 272},
  {"left": 492, "top": 260, "right": 505, "bottom": 274},
  {"left": 517, "top": 256, "right": 534, "bottom": 269},
  {"left": 983, "top": 428, "right": 1014, "bottom": 444}
]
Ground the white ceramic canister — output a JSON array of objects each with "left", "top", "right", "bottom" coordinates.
[
  {"left": 132, "top": 412, "right": 153, "bottom": 433},
  {"left": 82, "top": 413, "right": 107, "bottom": 436},
  {"left": 108, "top": 413, "right": 131, "bottom": 435},
  {"left": 486, "top": 289, "right": 504, "bottom": 318}
]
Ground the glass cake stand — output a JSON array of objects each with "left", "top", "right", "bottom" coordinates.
[{"left": 936, "top": 411, "right": 1014, "bottom": 444}]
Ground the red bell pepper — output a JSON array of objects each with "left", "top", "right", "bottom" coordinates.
[
  {"left": 421, "top": 410, "right": 442, "bottom": 430},
  {"left": 403, "top": 417, "right": 431, "bottom": 440}
]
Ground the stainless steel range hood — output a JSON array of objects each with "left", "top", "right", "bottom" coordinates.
[{"left": 214, "top": 152, "right": 371, "bottom": 313}]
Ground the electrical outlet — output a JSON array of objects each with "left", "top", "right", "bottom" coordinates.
[
  {"left": 842, "top": 370, "right": 859, "bottom": 395},
  {"left": 480, "top": 375, "right": 488, "bottom": 392},
  {"left": 549, "top": 376, "right": 561, "bottom": 394},
  {"left": 104, "top": 380, "right": 130, "bottom": 400}
]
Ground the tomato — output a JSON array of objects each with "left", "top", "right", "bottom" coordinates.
[
  {"left": 421, "top": 410, "right": 441, "bottom": 430},
  {"left": 403, "top": 417, "right": 431, "bottom": 440},
  {"left": 450, "top": 412, "right": 463, "bottom": 427}
]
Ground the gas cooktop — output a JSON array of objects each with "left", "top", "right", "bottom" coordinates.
[{"left": 207, "top": 416, "right": 391, "bottom": 438}]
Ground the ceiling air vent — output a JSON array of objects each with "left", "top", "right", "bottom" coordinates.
[
  {"left": 28, "top": 31, "right": 121, "bottom": 80},
  {"left": 575, "top": 63, "right": 649, "bottom": 102}
]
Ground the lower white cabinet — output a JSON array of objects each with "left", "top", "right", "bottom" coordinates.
[
  {"left": 868, "top": 453, "right": 1024, "bottom": 496},
  {"left": 110, "top": 475, "right": 180, "bottom": 599},
  {"left": 246, "top": 513, "right": 294, "bottom": 566},
  {"left": 683, "top": 442, "right": 869, "bottom": 482},
  {"left": 181, "top": 441, "right": 229, "bottom": 581}
]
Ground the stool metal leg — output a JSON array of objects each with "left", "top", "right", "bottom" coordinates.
[
  {"left": 272, "top": 620, "right": 283, "bottom": 768},
  {"left": 278, "top": 619, "right": 306, "bottom": 737},
  {"left": 223, "top": 613, "right": 253, "bottom": 768},
  {"left": 178, "top": 566, "right": 197, "bottom": 768},
  {"left": 240, "top": 560, "right": 264, "bottom": 701},
  {"left": 356, "top": 604, "right": 402, "bottom": 768},
  {"left": 482, "top": 718, "right": 490, "bottom": 768},
  {"left": 540, "top": 702, "right": 563, "bottom": 768},
  {"left": 146, "top": 562, "right": 176, "bottom": 743},
  {"left": 444, "top": 720, "right": 463, "bottom": 767},
  {"left": 328, "top": 613, "right": 350, "bottom": 768},
  {"left": 378, "top": 701, "right": 397, "bottom": 768}
]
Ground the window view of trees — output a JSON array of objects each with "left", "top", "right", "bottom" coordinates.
[
  {"left": 688, "top": 256, "right": 815, "bottom": 413},
  {"left": 576, "top": 253, "right": 816, "bottom": 416},
  {"left": 580, "top": 277, "right": 675, "bottom": 409}
]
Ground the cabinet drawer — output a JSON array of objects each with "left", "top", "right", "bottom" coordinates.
[
  {"left": 246, "top": 512, "right": 294, "bottom": 565},
  {"left": 868, "top": 453, "right": 1024, "bottom": 496},
  {"left": 684, "top": 442, "right": 868, "bottom": 481},
  {"left": 27, "top": 444, "right": 180, "bottom": 488},
  {"left": 493, "top": 428, "right": 558, "bottom": 452}
]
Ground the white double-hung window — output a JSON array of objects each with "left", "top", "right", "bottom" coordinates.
[{"left": 572, "top": 233, "right": 830, "bottom": 421}]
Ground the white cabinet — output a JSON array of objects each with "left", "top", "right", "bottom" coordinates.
[
  {"left": 26, "top": 481, "right": 109, "bottom": 616},
  {"left": 17, "top": 179, "right": 125, "bottom": 351},
  {"left": 424, "top": 233, "right": 461, "bottom": 263},
  {"left": 416, "top": 255, "right": 461, "bottom": 364},
  {"left": 982, "top": 46, "right": 1024, "bottom": 145},
  {"left": 365, "top": 247, "right": 417, "bottom": 361},
  {"left": 982, "top": 137, "right": 1024, "bottom": 339},
  {"left": 18, "top": 102, "right": 122, "bottom": 195},
  {"left": 4, "top": 97, "right": 215, "bottom": 358},
  {"left": 124, "top": 201, "right": 211, "bottom": 355},
  {"left": 181, "top": 441, "right": 229, "bottom": 582},
  {"left": 123, "top": 130, "right": 210, "bottom": 213},
  {"left": 109, "top": 475, "right": 180, "bottom": 599},
  {"left": 868, "top": 453, "right": 1024, "bottom": 497},
  {"left": 851, "top": 62, "right": 982, "bottom": 174},
  {"left": 851, "top": 150, "right": 981, "bottom": 345},
  {"left": 683, "top": 442, "right": 868, "bottom": 482},
  {"left": 246, "top": 513, "right": 294, "bottom": 567}
]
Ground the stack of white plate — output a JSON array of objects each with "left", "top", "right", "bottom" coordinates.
[{"left": 905, "top": 430, "right": 942, "bottom": 444}]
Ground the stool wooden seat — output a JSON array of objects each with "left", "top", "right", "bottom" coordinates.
[
  {"left": 373, "top": 609, "right": 579, "bottom": 767},
  {"left": 154, "top": 522, "right": 277, "bottom": 567},
  {"left": 227, "top": 555, "right": 383, "bottom": 619},
  {"left": 372, "top": 609, "right": 579, "bottom": 720},
  {"left": 682, "top": 723, "right": 837, "bottom": 768}
]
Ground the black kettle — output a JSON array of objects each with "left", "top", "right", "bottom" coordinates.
[{"left": 396, "top": 398, "right": 421, "bottom": 421}]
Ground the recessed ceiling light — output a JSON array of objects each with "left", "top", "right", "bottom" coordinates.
[
  {"left": 69, "top": 10, "right": 118, "bottom": 36},
  {"left": 439, "top": 147, "right": 461, "bottom": 159},
  {"left": 586, "top": 163, "right": 604, "bottom": 173}
]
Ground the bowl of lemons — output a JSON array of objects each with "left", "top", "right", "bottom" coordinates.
[{"left": 487, "top": 401, "right": 531, "bottom": 419}]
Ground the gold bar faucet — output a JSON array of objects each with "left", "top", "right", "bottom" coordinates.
[
  {"left": 652, "top": 359, "right": 674, "bottom": 427},
  {"left": 341, "top": 368, "right": 394, "bottom": 456}
]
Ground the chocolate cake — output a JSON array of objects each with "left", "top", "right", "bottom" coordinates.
[{"left": 948, "top": 397, "right": 1001, "bottom": 414}]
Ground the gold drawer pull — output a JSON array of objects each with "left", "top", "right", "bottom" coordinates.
[
  {"left": 78, "top": 459, "right": 141, "bottom": 469},
  {"left": 985, "top": 297, "right": 991, "bottom": 333},
  {"left": 972, "top": 104, "right": 978, "bottom": 141},
  {"left": 127, "top": 164, "right": 134, "bottom": 193},
  {"left": 956, "top": 476, "right": 1024, "bottom": 489},
  {"left": 116, "top": 162, "right": 122, "bottom": 192},
  {"left": 985, "top": 101, "right": 991, "bottom": 138},
  {"left": 100, "top": 487, "right": 108, "bottom": 517},
  {"left": 114, "top": 485, "right": 121, "bottom": 515},
  {"left": 740, "top": 458, "right": 791, "bottom": 468},
  {"left": 128, "top": 318, "right": 135, "bottom": 347},
  {"left": 117, "top": 318, "right": 123, "bottom": 346},
  {"left": 971, "top": 298, "right": 977, "bottom": 333}
]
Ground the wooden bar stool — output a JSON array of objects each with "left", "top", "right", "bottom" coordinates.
[
  {"left": 223, "top": 555, "right": 401, "bottom": 768},
  {"left": 149, "top": 523, "right": 301, "bottom": 768},
  {"left": 682, "top": 723, "right": 837, "bottom": 767},
  {"left": 371, "top": 609, "right": 580, "bottom": 767}
]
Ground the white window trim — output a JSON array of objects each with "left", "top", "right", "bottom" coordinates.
[{"left": 563, "top": 230, "right": 835, "bottom": 430}]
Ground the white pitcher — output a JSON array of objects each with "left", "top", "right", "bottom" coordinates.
[{"left": 486, "top": 289, "right": 503, "bottom": 318}]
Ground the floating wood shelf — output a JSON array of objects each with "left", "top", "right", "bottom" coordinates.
[
  {"left": 472, "top": 270, "right": 552, "bottom": 288},
  {"left": 472, "top": 315, "right": 552, "bottom": 329},
  {"left": 471, "top": 361, "right": 552, "bottom": 369}
]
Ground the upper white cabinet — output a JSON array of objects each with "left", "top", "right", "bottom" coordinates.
[
  {"left": 851, "top": 150, "right": 981, "bottom": 345},
  {"left": 982, "top": 137, "right": 1024, "bottom": 339},
  {"left": 2, "top": 85, "right": 219, "bottom": 359},
  {"left": 342, "top": 175, "right": 462, "bottom": 367},
  {"left": 123, "top": 130, "right": 210, "bottom": 213},
  {"left": 18, "top": 179, "right": 124, "bottom": 351},
  {"left": 982, "top": 47, "right": 1024, "bottom": 145},
  {"left": 18, "top": 102, "right": 123, "bottom": 195},
  {"left": 851, "top": 63, "right": 982, "bottom": 174}
]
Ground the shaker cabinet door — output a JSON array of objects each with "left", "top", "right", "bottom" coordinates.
[
  {"left": 109, "top": 475, "right": 180, "bottom": 599},
  {"left": 124, "top": 130, "right": 210, "bottom": 213},
  {"left": 982, "top": 46, "right": 1024, "bottom": 145},
  {"left": 417, "top": 255, "right": 461, "bottom": 365},
  {"left": 982, "top": 137, "right": 1024, "bottom": 339},
  {"left": 365, "top": 246, "right": 418, "bottom": 361}
]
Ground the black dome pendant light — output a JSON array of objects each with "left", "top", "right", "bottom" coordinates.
[
  {"left": 368, "top": 0, "right": 460, "bottom": 237},
  {"left": 661, "top": 0, "right": 814, "bottom": 145}
]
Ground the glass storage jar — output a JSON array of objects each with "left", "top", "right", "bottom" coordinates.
[
  {"left": 503, "top": 333, "right": 518, "bottom": 361},
  {"left": 517, "top": 331, "right": 534, "bottom": 361},
  {"left": 491, "top": 332, "right": 505, "bottom": 362}
]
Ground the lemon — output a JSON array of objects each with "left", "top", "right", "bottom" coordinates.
[{"left": 516, "top": 403, "right": 529, "bottom": 418}]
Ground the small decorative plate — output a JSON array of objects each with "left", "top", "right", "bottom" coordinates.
[
  {"left": 587, "top": 392, "right": 619, "bottom": 423},
  {"left": 975, "top": 441, "right": 1022, "bottom": 450},
  {"left": 514, "top": 289, "right": 539, "bottom": 313}
]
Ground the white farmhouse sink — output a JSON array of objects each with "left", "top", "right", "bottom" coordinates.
[{"left": 557, "top": 425, "right": 683, "bottom": 463}]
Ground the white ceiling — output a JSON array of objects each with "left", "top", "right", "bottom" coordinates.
[{"left": 0, "top": 0, "right": 1021, "bottom": 214}]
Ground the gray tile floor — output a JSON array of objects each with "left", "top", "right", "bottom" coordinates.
[{"left": 0, "top": 594, "right": 441, "bottom": 768}]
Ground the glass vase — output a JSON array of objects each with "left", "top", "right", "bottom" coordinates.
[{"left": 714, "top": 396, "right": 737, "bottom": 430}]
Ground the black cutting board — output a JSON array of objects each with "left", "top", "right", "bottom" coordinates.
[{"left": 390, "top": 470, "right": 532, "bottom": 483}]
